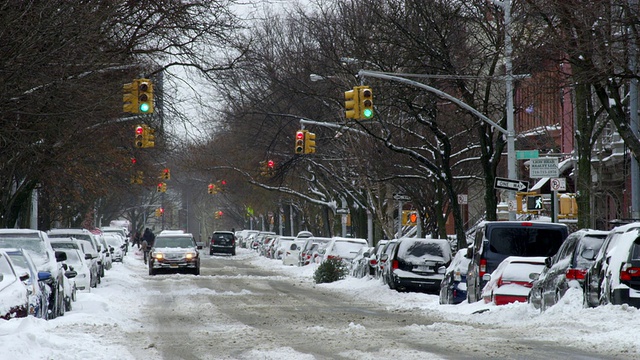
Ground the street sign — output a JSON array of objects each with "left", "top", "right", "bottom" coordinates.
[
  {"left": 550, "top": 177, "right": 566, "bottom": 191},
  {"left": 336, "top": 208, "right": 349, "bottom": 215},
  {"left": 393, "top": 194, "right": 410, "bottom": 201},
  {"left": 457, "top": 194, "right": 468, "bottom": 205},
  {"left": 529, "top": 157, "right": 559, "bottom": 178},
  {"left": 516, "top": 150, "right": 539, "bottom": 160},
  {"left": 494, "top": 177, "right": 529, "bottom": 191}
]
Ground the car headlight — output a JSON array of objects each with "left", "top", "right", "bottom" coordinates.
[
  {"left": 185, "top": 252, "right": 195, "bottom": 260},
  {"left": 154, "top": 253, "right": 164, "bottom": 260}
]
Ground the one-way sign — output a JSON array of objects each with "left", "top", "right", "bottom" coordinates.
[{"left": 494, "top": 177, "right": 529, "bottom": 191}]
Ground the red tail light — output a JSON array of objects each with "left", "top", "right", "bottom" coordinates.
[
  {"left": 620, "top": 266, "right": 640, "bottom": 281},
  {"left": 369, "top": 259, "right": 378, "bottom": 266},
  {"left": 479, "top": 258, "right": 487, "bottom": 277},
  {"left": 566, "top": 268, "right": 586, "bottom": 280},
  {"left": 392, "top": 260, "right": 399, "bottom": 270}
]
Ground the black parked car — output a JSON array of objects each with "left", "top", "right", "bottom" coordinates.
[
  {"left": 209, "top": 231, "right": 236, "bottom": 256},
  {"left": 466, "top": 221, "right": 569, "bottom": 303},
  {"left": 584, "top": 222, "right": 640, "bottom": 307},
  {"left": 528, "top": 229, "right": 608, "bottom": 311},
  {"left": 381, "top": 238, "right": 452, "bottom": 294}
]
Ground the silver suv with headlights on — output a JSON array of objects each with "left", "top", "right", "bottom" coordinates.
[{"left": 149, "top": 233, "right": 201, "bottom": 275}]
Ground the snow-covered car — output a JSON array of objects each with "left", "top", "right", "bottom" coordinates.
[
  {"left": 59, "top": 248, "right": 92, "bottom": 292},
  {"left": 102, "top": 233, "right": 125, "bottom": 262},
  {"left": 50, "top": 238, "right": 99, "bottom": 288},
  {"left": 588, "top": 229, "right": 640, "bottom": 307},
  {"left": 529, "top": 229, "right": 608, "bottom": 311},
  {"left": 5, "top": 248, "right": 51, "bottom": 319},
  {"left": 481, "top": 256, "right": 546, "bottom": 305},
  {"left": 320, "top": 237, "right": 369, "bottom": 267},
  {"left": 0, "top": 250, "right": 29, "bottom": 320},
  {"left": 149, "top": 233, "right": 201, "bottom": 275},
  {"left": 0, "top": 229, "right": 67, "bottom": 319},
  {"left": 299, "top": 237, "right": 332, "bottom": 266},
  {"left": 272, "top": 236, "right": 295, "bottom": 260},
  {"left": 97, "top": 235, "right": 113, "bottom": 271},
  {"left": 282, "top": 239, "right": 306, "bottom": 266},
  {"left": 440, "top": 248, "right": 471, "bottom": 305},
  {"left": 350, "top": 246, "right": 375, "bottom": 278},
  {"left": 381, "top": 238, "right": 452, "bottom": 293},
  {"left": 48, "top": 229, "right": 104, "bottom": 278},
  {"left": 100, "top": 226, "right": 129, "bottom": 254}
]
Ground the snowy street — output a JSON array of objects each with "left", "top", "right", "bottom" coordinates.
[{"left": 1, "top": 248, "right": 639, "bottom": 359}]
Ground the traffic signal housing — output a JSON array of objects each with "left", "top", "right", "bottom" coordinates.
[
  {"left": 136, "top": 78, "right": 154, "bottom": 114},
  {"left": 123, "top": 81, "right": 139, "bottom": 113},
  {"left": 344, "top": 87, "right": 360, "bottom": 120},
  {"left": 304, "top": 131, "right": 316, "bottom": 154},
  {"left": 135, "top": 125, "right": 144, "bottom": 148},
  {"left": 144, "top": 125, "right": 155, "bottom": 148},
  {"left": 208, "top": 183, "right": 216, "bottom": 194},
  {"left": 155, "top": 208, "right": 164, "bottom": 217},
  {"left": 295, "top": 130, "right": 305, "bottom": 154},
  {"left": 162, "top": 168, "right": 170, "bottom": 180},
  {"left": 157, "top": 182, "right": 167, "bottom": 193},
  {"left": 359, "top": 86, "right": 374, "bottom": 119}
]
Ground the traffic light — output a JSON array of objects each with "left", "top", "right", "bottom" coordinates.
[
  {"left": 214, "top": 210, "right": 223, "bottom": 219},
  {"left": 217, "top": 179, "right": 227, "bottom": 192},
  {"left": 130, "top": 171, "right": 143, "bottom": 185},
  {"left": 155, "top": 208, "right": 164, "bottom": 217},
  {"left": 135, "top": 125, "right": 144, "bottom": 148},
  {"left": 136, "top": 78, "right": 154, "bottom": 114},
  {"left": 359, "top": 86, "right": 374, "bottom": 119},
  {"left": 304, "top": 131, "right": 316, "bottom": 154},
  {"left": 401, "top": 210, "right": 418, "bottom": 226},
  {"left": 260, "top": 160, "right": 275, "bottom": 177},
  {"left": 208, "top": 183, "right": 216, "bottom": 194},
  {"left": 123, "top": 81, "right": 139, "bottom": 113},
  {"left": 267, "top": 160, "right": 275, "bottom": 176},
  {"left": 162, "top": 168, "right": 170, "bottom": 180},
  {"left": 295, "top": 130, "right": 305, "bottom": 154},
  {"left": 157, "top": 182, "right": 167, "bottom": 193},
  {"left": 527, "top": 195, "right": 543, "bottom": 211},
  {"left": 344, "top": 87, "right": 360, "bottom": 120}
]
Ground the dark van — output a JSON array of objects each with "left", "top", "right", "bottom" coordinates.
[{"left": 466, "top": 221, "right": 569, "bottom": 303}]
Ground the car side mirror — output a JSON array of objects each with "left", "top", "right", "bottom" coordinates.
[
  {"left": 62, "top": 263, "right": 68, "bottom": 271},
  {"left": 544, "top": 257, "right": 552, "bottom": 268},
  {"left": 55, "top": 251, "right": 67, "bottom": 262},
  {"left": 19, "top": 272, "right": 30, "bottom": 282},
  {"left": 482, "top": 273, "right": 492, "bottom": 282},
  {"left": 466, "top": 246, "right": 473, "bottom": 259},
  {"left": 85, "top": 253, "right": 93, "bottom": 260},
  {"left": 65, "top": 270, "right": 77, "bottom": 279}
]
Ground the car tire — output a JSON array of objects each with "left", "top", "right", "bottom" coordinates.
[
  {"left": 194, "top": 267, "right": 200, "bottom": 276},
  {"left": 149, "top": 267, "right": 155, "bottom": 276},
  {"left": 209, "top": 250, "right": 213, "bottom": 256},
  {"left": 231, "top": 250, "right": 236, "bottom": 256}
]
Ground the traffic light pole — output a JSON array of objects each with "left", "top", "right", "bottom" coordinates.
[{"left": 357, "top": 69, "right": 517, "bottom": 221}]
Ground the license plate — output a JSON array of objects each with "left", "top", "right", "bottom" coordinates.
[
  {"left": 170, "top": 264, "right": 179, "bottom": 268},
  {"left": 414, "top": 265, "right": 432, "bottom": 272}
]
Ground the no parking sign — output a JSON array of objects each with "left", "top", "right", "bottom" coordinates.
[{"left": 550, "top": 178, "right": 566, "bottom": 191}]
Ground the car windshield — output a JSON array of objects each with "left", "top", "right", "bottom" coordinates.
[
  {"left": 154, "top": 237, "right": 194, "bottom": 248},
  {"left": 0, "top": 235, "right": 49, "bottom": 266},
  {"left": 490, "top": 228, "right": 565, "bottom": 257},
  {"left": 6, "top": 253, "right": 30, "bottom": 278},
  {"left": 62, "top": 250, "right": 83, "bottom": 266},
  {"left": 213, "top": 233, "right": 233, "bottom": 241}
]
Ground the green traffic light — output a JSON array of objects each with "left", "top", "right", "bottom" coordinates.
[
  {"left": 362, "top": 108, "right": 373, "bottom": 119},
  {"left": 139, "top": 103, "right": 150, "bottom": 113}
]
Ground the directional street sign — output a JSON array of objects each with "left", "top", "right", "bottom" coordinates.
[
  {"left": 393, "top": 194, "right": 411, "bottom": 201},
  {"left": 494, "top": 177, "right": 529, "bottom": 192},
  {"left": 516, "top": 150, "right": 539, "bottom": 160}
]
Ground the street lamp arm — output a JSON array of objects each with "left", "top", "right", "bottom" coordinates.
[{"left": 357, "top": 70, "right": 507, "bottom": 135}]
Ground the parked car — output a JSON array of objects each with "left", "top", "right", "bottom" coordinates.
[
  {"left": 0, "top": 250, "right": 29, "bottom": 320},
  {"left": 48, "top": 229, "right": 104, "bottom": 278},
  {"left": 439, "top": 248, "right": 471, "bottom": 305},
  {"left": 97, "top": 235, "right": 113, "bottom": 271},
  {"left": 584, "top": 228, "right": 640, "bottom": 307},
  {"left": 466, "top": 221, "right": 569, "bottom": 303},
  {"left": 272, "top": 236, "right": 295, "bottom": 260},
  {"left": 528, "top": 229, "right": 608, "bottom": 311},
  {"left": 209, "top": 231, "right": 236, "bottom": 256},
  {"left": 282, "top": 239, "right": 306, "bottom": 266},
  {"left": 369, "top": 240, "right": 389, "bottom": 278},
  {"left": 299, "top": 237, "right": 332, "bottom": 266},
  {"left": 58, "top": 248, "right": 92, "bottom": 292},
  {"left": 584, "top": 222, "right": 640, "bottom": 307},
  {"left": 50, "top": 238, "right": 99, "bottom": 288},
  {"left": 481, "top": 256, "right": 546, "bottom": 305},
  {"left": 351, "top": 246, "right": 375, "bottom": 278},
  {"left": 149, "top": 232, "right": 201, "bottom": 275},
  {"left": 5, "top": 248, "right": 50, "bottom": 319},
  {"left": 320, "top": 237, "right": 369, "bottom": 268},
  {"left": 381, "top": 238, "right": 452, "bottom": 293},
  {"left": 100, "top": 226, "right": 129, "bottom": 254},
  {"left": 378, "top": 240, "right": 399, "bottom": 282},
  {"left": 0, "top": 229, "right": 67, "bottom": 319},
  {"left": 102, "top": 233, "right": 125, "bottom": 262}
]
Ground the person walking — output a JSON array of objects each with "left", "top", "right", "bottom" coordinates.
[{"left": 141, "top": 238, "right": 148, "bottom": 264}]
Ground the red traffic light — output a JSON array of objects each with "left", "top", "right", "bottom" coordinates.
[
  {"left": 131, "top": 157, "right": 137, "bottom": 164},
  {"left": 267, "top": 160, "right": 275, "bottom": 168},
  {"left": 220, "top": 180, "right": 227, "bottom": 185},
  {"left": 217, "top": 211, "right": 223, "bottom": 216},
  {"left": 159, "top": 208, "right": 164, "bottom": 214},
  {"left": 296, "top": 131, "right": 304, "bottom": 140},
  {"left": 136, "top": 126, "right": 144, "bottom": 135}
]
